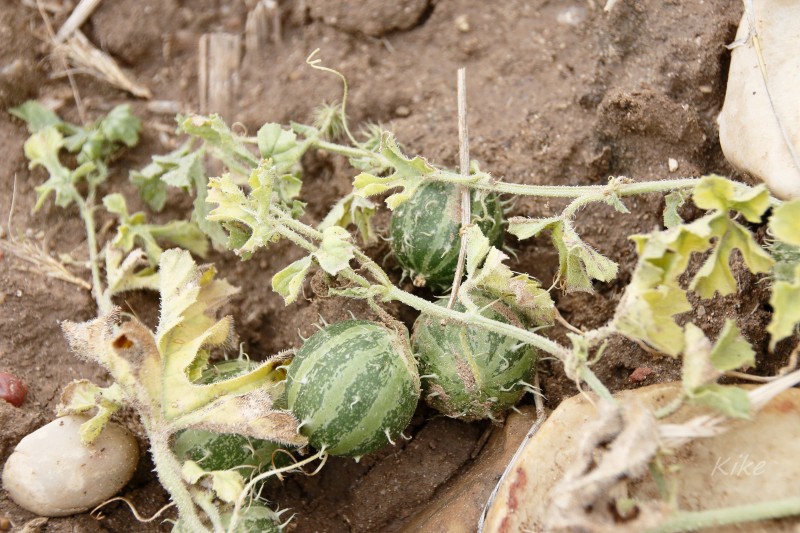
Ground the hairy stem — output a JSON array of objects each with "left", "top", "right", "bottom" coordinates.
[
  {"left": 148, "top": 424, "right": 212, "bottom": 533},
  {"left": 76, "top": 194, "right": 111, "bottom": 314},
  {"left": 648, "top": 497, "right": 800, "bottom": 533}
]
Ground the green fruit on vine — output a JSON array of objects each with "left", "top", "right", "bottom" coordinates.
[
  {"left": 390, "top": 181, "right": 505, "bottom": 289},
  {"left": 411, "top": 292, "right": 537, "bottom": 421},
  {"left": 286, "top": 320, "right": 420, "bottom": 458},
  {"left": 173, "top": 359, "right": 290, "bottom": 473}
]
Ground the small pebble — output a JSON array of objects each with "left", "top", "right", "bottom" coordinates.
[
  {"left": 557, "top": 6, "right": 588, "bottom": 26},
  {"left": 2, "top": 415, "right": 139, "bottom": 517},
  {"left": 668, "top": 158, "right": 679, "bottom": 172},
  {"left": 15, "top": 290, "right": 22, "bottom": 298},
  {"left": 0, "top": 372, "right": 27, "bottom": 407},
  {"left": 395, "top": 106, "right": 411, "bottom": 118},
  {"left": 454, "top": 14, "right": 470, "bottom": 32}
]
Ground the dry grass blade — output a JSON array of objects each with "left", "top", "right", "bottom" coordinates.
[
  {"left": 0, "top": 238, "right": 91, "bottom": 291},
  {"left": 54, "top": 0, "right": 103, "bottom": 44},
  {"left": 55, "top": 30, "right": 152, "bottom": 99}
]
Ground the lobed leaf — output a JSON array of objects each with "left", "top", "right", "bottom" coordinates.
[
  {"left": 272, "top": 256, "right": 312, "bottom": 304},
  {"left": 56, "top": 380, "right": 124, "bottom": 445},
  {"left": 352, "top": 134, "right": 434, "bottom": 209},
  {"left": 319, "top": 192, "right": 377, "bottom": 244},
  {"left": 509, "top": 217, "right": 617, "bottom": 293},
  {"left": 315, "top": 226, "right": 355, "bottom": 275},
  {"left": 692, "top": 175, "right": 770, "bottom": 223},
  {"left": 10, "top": 100, "right": 63, "bottom": 133}
]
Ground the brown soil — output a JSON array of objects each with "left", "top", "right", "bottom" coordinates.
[{"left": 0, "top": 0, "right": 791, "bottom": 532}]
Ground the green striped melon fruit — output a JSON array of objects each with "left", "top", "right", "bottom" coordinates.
[
  {"left": 173, "top": 359, "right": 290, "bottom": 473},
  {"left": 390, "top": 181, "right": 504, "bottom": 289},
  {"left": 411, "top": 292, "right": 536, "bottom": 421},
  {"left": 172, "top": 502, "right": 282, "bottom": 532},
  {"left": 286, "top": 320, "right": 420, "bottom": 458}
]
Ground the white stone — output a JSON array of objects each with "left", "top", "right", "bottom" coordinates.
[
  {"left": 2, "top": 415, "right": 139, "bottom": 517},
  {"left": 718, "top": 1, "right": 800, "bottom": 199},
  {"left": 668, "top": 158, "right": 679, "bottom": 172}
]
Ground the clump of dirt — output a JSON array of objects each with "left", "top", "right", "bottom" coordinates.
[{"left": 1, "top": 1, "right": 790, "bottom": 532}]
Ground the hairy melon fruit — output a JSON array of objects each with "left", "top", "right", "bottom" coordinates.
[
  {"left": 173, "top": 359, "right": 290, "bottom": 472},
  {"left": 390, "top": 181, "right": 505, "bottom": 289},
  {"left": 286, "top": 320, "right": 420, "bottom": 458},
  {"left": 172, "top": 502, "right": 282, "bottom": 533},
  {"left": 411, "top": 293, "right": 536, "bottom": 421}
]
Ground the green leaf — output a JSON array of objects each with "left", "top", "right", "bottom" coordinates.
[
  {"left": 180, "top": 114, "right": 259, "bottom": 177},
  {"left": 104, "top": 248, "right": 159, "bottom": 298},
  {"left": 692, "top": 175, "right": 770, "bottom": 223},
  {"left": 508, "top": 216, "right": 561, "bottom": 240},
  {"left": 24, "top": 126, "right": 77, "bottom": 210},
  {"left": 767, "top": 278, "right": 800, "bottom": 350},
  {"left": 770, "top": 200, "right": 800, "bottom": 246},
  {"left": 130, "top": 142, "right": 199, "bottom": 211},
  {"left": 207, "top": 170, "right": 279, "bottom": 256},
  {"left": 614, "top": 272, "right": 690, "bottom": 356},
  {"left": 99, "top": 105, "right": 141, "bottom": 148},
  {"left": 689, "top": 384, "right": 751, "bottom": 419},
  {"left": 709, "top": 320, "right": 755, "bottom": 371},
  {"left": 509, "top": 217, "right": 617, "bottom": 292},
  {"left": 352, "top": 134, "right": 435, "bottom": 210},
  {"left": 465, "top": 224, "right": 491, "bottom": 277},
  {"left": 56, "top": 380, "right": 124, "bottom": 445},
  {"left": 105, "top": 193, "right": 209, "bottom": 264},
  {"left": 272, "top": 256, "right": 312, "bottom": 304},
  {"left": 10, "top": 100, "right": 63, "bottom": 133},
  {"left": 682, "top": 321, "right": 754, "bottom": 392},
  {"left": 319, "top": 193, "right": 377, "bottom": 244},
  {"left": 465, "top": 247, "right": 555, "bottom": 325},
  {"left": 690, "top": 215, "right": 773, "bottom": 298},
  {"left": 663, "top": 190, "right": 687, "bottom": 229},
  {"left": 210, "top": 470, "right": 245, "bottom": 503},
  {"left": 315, "top": 226, "right": 355, "bottom": 275},
  {"left": 257, "top": 123, "right": 305, "bottom": 174}
]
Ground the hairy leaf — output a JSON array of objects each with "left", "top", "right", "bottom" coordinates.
[
  {"left": 56, "top": 380, "right": 124, "bottom": 445},
  {"left": 272, "top": 256, "right": 312, "bottom": 304},
  {"left": 663, "top": 190, "right": 687, "bottom": 229},
  {"left": 104, "top": 193, "right": 209, "bottom": 264},
  {"left": 509, "top": 217, "right": 617, "bottom": 292},
  {"left": 692, "top": 175, "right": 770, "bottom": 223},
  {"left": 10, "top": 100, "right": 63, "bottom": 133},
  {"left": 352, "top": 134, "right": 435, "bottom": 209},
  {"left": 315, "top": 226, "right": 355, "bottom": 275},
  {"left": 689, "top": 384, "right": 751, "bottom": 419},
  {"left": 104, "top": 248, "right": 160, "bottom": 298},
  {"left": 319, "top": 193, "right": 377, "bottom": 244},
  {"left": 768, "top": 277, "right": 800, "bottom": 350},
  {"left": 770, "top": 199, "right": 800, "bottom": 247}
]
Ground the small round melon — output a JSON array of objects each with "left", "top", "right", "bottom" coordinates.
[
  {"left": 286, "top": 320, "right": 420, "bottom": 457},
  {"left": 173, "top": 360, "right": 290, "bottom": 473},
  {"left": 390, "top": 181, "right": 505, "bottom": 289},
  {"left": 411, "top": 293, "right": 537, "bottom": 421}
]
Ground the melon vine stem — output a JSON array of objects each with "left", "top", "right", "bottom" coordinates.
[{"left": 269, "top": 207, "right": 614, "bottom": 402}]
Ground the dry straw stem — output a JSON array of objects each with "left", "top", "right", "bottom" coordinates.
[
  {"left": 659, "top": 367, "right": 800, "bottom": 448},
  {"left": 199, "top": 33, "right": 242, "bottom": 121},
  {"left": 55, "top": 30, "right": 152, "bottom": 99},
  {"left": 447, "top": 67, "right": 471, "bottom": 310},
  {"left": 54, "top": 0, "right": 103, "bottom": 44},
  {"left": 245, "top": 0, "right": 281, "bottom": 62}
]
